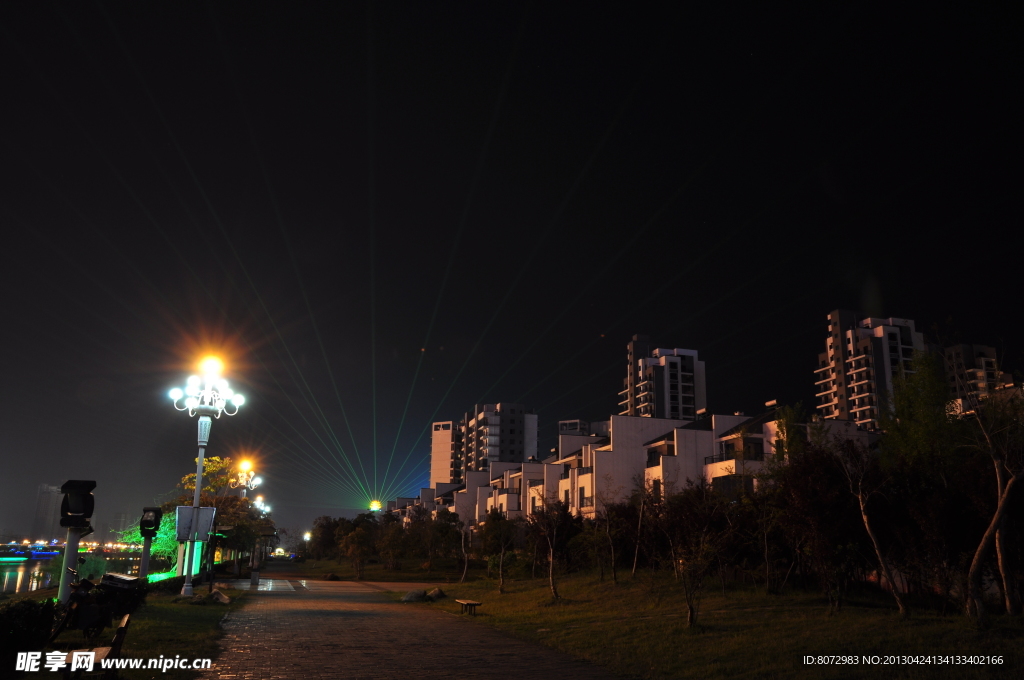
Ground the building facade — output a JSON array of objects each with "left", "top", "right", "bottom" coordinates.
[
  {"left": 814, "top": 310, "right": 925, "bottom": 430},
  {"left": 618, "top": 335, "right": 707, "bottom": 422},
  {"left": 31, "top": 484, "right": 62, "bottom": 541},
  {"left": 429, "top": 403, "right": 538, "bottom": 485},
  {"left": 944, "top": 344, "right": 1013, "bottom": 406},
  {"left": 429, "top": 421, "right": 461, "bottom": 486}
]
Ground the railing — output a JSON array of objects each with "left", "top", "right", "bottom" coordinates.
[
  {"left": 576, "top": 466, "right": 593, "bottom": 475},
  {"left": 559, "top": 471, "right": 570, "bottom": 480},
  {"left": 528, "top": 478, "right": 544, "bottom": 487},
  {"left": 704, "top": 451, "right": 765, "bottom": 465},
  {"left": 580, "top": 496, "right": 594, "bottom": 508}
]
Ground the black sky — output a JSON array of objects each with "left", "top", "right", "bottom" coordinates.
[{"left": 1, "top": 3, "right": 1020, "bottom": 537}]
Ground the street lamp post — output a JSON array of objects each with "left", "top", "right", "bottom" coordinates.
[
  {"left": 229, "top": 461, "right": 262, "bottom": 498},
  {"left": 169, "top": 357, "right": 244, "bottom": 597}
]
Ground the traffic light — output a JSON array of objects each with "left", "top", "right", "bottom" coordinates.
[
  {"left": 59, "top": 480, "right": 96, "bottom": 528},
  {"left": 140, "top": 507, "right": 163, "bottom": 538}
]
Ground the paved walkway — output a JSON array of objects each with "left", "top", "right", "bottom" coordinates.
[{"left": 198, "top": 572, "right": 621, "bottom": 680}]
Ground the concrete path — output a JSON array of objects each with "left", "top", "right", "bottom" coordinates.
[{"left": 198, "top": 576, "right": 622, "bottom": 679}]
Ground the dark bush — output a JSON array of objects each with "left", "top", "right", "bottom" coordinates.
[
  {"left": 146, "top": 575, "right": 186, "bottom": 594},
  {"left": 1, "top": 598, "right": 57, "bottom": 674}
]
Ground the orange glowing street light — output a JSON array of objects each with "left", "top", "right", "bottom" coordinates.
[
  {"left": 230, "top": 459, "right": 261, "bottom": 497},
  {"left": 199, "top": 355, "right": 224, "bottom": 377},
  {"left": 167, "top": 355, "right": 245, "bottom": 597}
]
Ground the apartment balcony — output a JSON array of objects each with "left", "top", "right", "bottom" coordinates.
[
  {"left": 577, "top": 466, "right": 593, "bottom": 476},
  {"left": 815, "top": 384, "right": 837, "bottom": 397},
  {"left": 704, "top": 450, "right": 764, "bottom": 466},
  {"left": 559, "top": 471, "right": 570, "bottom": 480},
  {"left": 580, "top": 496, "right": 594, "bottom": 509}
]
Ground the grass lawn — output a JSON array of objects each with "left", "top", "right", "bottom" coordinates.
[
  {"left": 287, "top": 556, "right": 489, "bottom": 583},
  {"left": 408, "top": 572, "right": 1023, "bottom": 679},
  {"left": 44, "top": 586, "right": 248, "bottom": 680}
]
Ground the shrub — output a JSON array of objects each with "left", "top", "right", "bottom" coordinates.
[{"left": 0, "top": 598, "right": 57, "bottom": 673}]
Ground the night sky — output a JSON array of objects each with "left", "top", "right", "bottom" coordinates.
[{"left": 1, "top": 4, "right": 1019, "bottom": 537}]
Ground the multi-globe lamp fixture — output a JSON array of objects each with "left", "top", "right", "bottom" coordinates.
[
  {"left": 230, "top": 460, "right": 262, "bottom": 497},
  {"left": 168, "top": 356, "right": 245, "bottom": 596}
]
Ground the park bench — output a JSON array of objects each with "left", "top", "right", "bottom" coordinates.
[
  {"left": 456, "top": 599, "right": 482, "bottom": 616},
  {"left": 61, "top": 613, "right": 130, "bottom": 679}
]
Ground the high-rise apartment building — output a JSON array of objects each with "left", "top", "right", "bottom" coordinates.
[
  {"left": 814, "top": 310, "right": 925, "bottom": 429},
  {"left": 618, "top": 335, "right": 707, "bottom": 421},
  {"left": 31, "top": 484, "right": 62, "bottom": 541},
  {"left": 430, "top": 403, "right": 538, "bottom": 484},
  {"left": 429, "top": 421, "right": 461, "bottom": 486},
  {"left": 944, "top": 344, "right": 1013, "bottom": 405}
]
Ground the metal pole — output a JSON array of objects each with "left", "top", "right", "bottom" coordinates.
[
  {"left": 57, "top": 528, "right": 82, "bottom": 604},
  {"left": 182, "top": 416, "right": 212, "bottom": 596},
  {"left": 250, "top": 538, "right": 260, "bottom": 586},
  {"left": 140, "top": 536, "right": 153, "bottom": 579}
]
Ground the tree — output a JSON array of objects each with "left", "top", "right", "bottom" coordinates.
[
  {"left": 663, "top": 480, "right": 732, "bottom": 627},
  {"left": 828, "top": 436, "right": 909, "bottom": 617},
  {"left": 309, "top": 516, "right": 341, "bottom": 560},
  {"left": 340, "top": 527, "right": 373, "bottom": 579},
  {"left": 118, "top": 513, "right": 179, "bottom": 570},
  {"left": 478, "top": 508, "right": 518, "bottom": 593},
  {"left": 962, "top": 388, "right": 1024, "bottom": 620},
  {"left": 526, "top": 498, "right": 580, "bottom": 601},
  {"left": 773, "top": 439, "right": 865, "bottom": 614},
  {"left": 180, "top": 456, "right": 237, "bottom": 495},
  {"left": 376, "top": 514, "right": 406, "bottom": 570}
]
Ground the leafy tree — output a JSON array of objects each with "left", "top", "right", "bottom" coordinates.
[
  {"left": 526, "top": 498, "right": 580, "bottom": 600},
  {"left": 962, "top": 388, "right": 1024, "bottom": 620},
  {"left": 478, "top": 508, "right": 518, "bottom": 593},
  {"left": 340, "top": 527, "right": 373, "bottom": 579},
  {"left": 376, "top": 514, "right": 406, "bottom": 570},
  {"left": 828, "top": 436, "right": 909, "bottom": 617},
  {"left": 118, "top": 513, "right": 179, "bottom": 570},
  {"left": 310, "top": 515, "right": 341, "bottom": 560},
  {"left": 180, "top": 456, "right": 237, "bottom": 495},
  {"left": 773, "top": 439, "right": 865, "bottom": 614},
  {"left": 664, "top": 480, "right": 733, "bottom": 627}
]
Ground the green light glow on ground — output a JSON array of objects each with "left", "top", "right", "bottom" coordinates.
[{"left": 145, "top": 571, "right": 178, "bottom": 583}]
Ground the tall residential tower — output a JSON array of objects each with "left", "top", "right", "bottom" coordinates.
[
  {"left": 814, "top": 310, "right": 924, "bottom": 429},
  {"left": 618, "top": 335, "right": 707, "bottom": 422},
  {"left": 430, "top": 403, "right": 538, "bottom": 485}
]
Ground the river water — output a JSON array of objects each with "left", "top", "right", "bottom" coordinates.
[{"left": 1, "top": 560, "right": 55, "bottom": 594}]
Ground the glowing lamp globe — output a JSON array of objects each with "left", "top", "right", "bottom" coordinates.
[
  {"left": 369, "top": 500, "right": 382, "bottom": 512},
  {"left": 199, "top": 356, "right": 224, "bottom": 377},
  {"left": 239, "top": 460, "right": 252, "bottom": 472}
]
